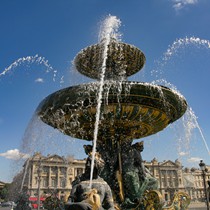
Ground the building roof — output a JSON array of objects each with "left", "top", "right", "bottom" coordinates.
[{"left": 0, "top": 181, "right": 7, "bottom": 189}]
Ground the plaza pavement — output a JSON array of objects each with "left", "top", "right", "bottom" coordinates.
[
  {"left": 189, "top": 202, "right": 207, "bottom": 210},
  {"left": 0, "top": 202, "right": 207, "bottom": 210}
]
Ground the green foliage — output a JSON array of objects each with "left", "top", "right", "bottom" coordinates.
[
  {"left": 0, "top": 183, "right": 10, "bottom": 200},
  {"left": 43, "top": 195, "right": 64, "bottom": 210},
  {"left": 15, "top": 192, "right": 31, "bottom": 210}
]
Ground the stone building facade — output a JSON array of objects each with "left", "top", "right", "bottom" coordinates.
[
  {"left": 145, "top": 158, "right": 210, "bottom": 202},
  {"left": 182, "top": 166, "right": 210, "bottom": 202},
  {"left": 23, "top": 152, "right": 86, "bottom": 201},
  {"left": 144, "top": 158, "right": 185, "bottom": 201},
  {"left": 22, "top": 153, "right": 210, "bottom": 202}
]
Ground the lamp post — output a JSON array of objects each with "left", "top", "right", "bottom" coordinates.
[{"left": 199, "top": 160, "right": 209, "bottom": 210}]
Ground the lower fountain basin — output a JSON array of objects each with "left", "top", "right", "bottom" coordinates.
[{"left": 37, "top": 81, "right": 187, "bottom": 141}]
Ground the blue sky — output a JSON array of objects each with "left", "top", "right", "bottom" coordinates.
[{"left": 1, "top": 0, "right": 210, "bottom": 182}]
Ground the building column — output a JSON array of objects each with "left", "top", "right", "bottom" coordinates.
[
  {"left": 66, "top": 167, "right": 69, "bottom": 188},
  {"left": 158, "top": 168, "right": 162, "bottom": 193},
  {"left": 48, "top": 166, "right": 51, "bottom": 188},
  {"left": 28, "top": 163, "right": 31, "bottom": 192},
  {"left": 32, "top": 164, "right": 36, "bottom": 188},
  {"left": 57, "top": 166, "right": 60, "bottom": 188}
]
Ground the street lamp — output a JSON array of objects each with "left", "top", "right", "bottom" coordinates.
[{"left": 199, "top": 160, "right": 209, "bottom": 210}]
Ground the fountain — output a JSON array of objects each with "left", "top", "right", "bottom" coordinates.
[{"left": 36, "top": 16, "right": 190, "bottom": 209}]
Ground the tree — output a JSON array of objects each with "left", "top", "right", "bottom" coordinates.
[
  {"left": 0, "top": 183, "right": 10, "bottom": 201},
  {"left": 7, "top": 171, "right": 24, "bottom": 201}
]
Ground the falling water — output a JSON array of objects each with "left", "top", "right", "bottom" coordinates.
[
  {"left": 151, "top": 78, "right": 210, "bottom": 163},
  {"left": 89, "top": 15, "right": 121, "bottom": 188},
  {"left": 20, "top": 158, "right": 30, "bottom": 192},
  {"left": 182, "top": 107, "right": 210, "bottom": 155}
]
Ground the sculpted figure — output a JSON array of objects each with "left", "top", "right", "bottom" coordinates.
[
  {"left": 132, "top": 141, "right": 147, "bottom": 180},
  {"left": 121, "top": 141, "right": 158, "bottom": 208},
  {"left": 121, "top": 141, "right": 145, "bottom": 206},
  {"left": 65, "top": 146, "right": 115, "bottom": 210}
]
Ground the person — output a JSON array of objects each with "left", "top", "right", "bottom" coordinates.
[{"left": 65, "top": 148, "right": 115, "bottom": 210}]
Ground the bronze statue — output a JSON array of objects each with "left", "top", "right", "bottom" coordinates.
[
  {"left": 65, "top": 147, "right": 115, "bottom": 210},
  {"left": 120, "top": 141, "right": 158, "bottom": 208}
]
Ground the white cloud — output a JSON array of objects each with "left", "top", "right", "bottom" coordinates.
[
  {"left": 187, "top": 157, "right": 202, "bottom": 163},
  {"left": 179, "top": 151, "right": 188, "bottom": 156},
  {"left": 0, "top": 149, "right": 30, "bottom": 160},
  {"left": 172, "top": 0, "right": 199, "bottom": 11},
  {"left": 35, "top": 78, "right": 44, "bottom": 83}
]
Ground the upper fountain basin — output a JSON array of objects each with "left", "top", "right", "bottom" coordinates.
[
  {"left": 37, "top": 81, "right": 187, "bottom": 141},
  {"left": 74, "top": 40, "right": 146, "bottom": 80}
]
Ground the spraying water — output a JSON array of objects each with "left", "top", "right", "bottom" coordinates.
[
  {"left": 152, "top": 78, "right": 210, "bottom": 157},
  {"left": 151, "top": 36, "right": 210, "bottom": 77},
  {"left": 162, "top": 37, "right": 210, "bottom": 159},
  {"left": 150, "top": 35, "right": 210, "bottom": 164},
  {"left": 0, "top": 54, "right": 56, "bottom": 80},
  {"left": 89, "top": 15, "right": 121, "bottom": 188},
  {"left": 164, "top": 36, "right": 210, "bottom": 61},
  {"left": 183, "top": 107, "right": 210, "bottom": 155}
]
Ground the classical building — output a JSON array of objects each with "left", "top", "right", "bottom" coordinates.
[
  {"left": 20, "top": 152, "right": 210, "bottom": 202},
  {"left": 145, "top": 158, "right": 210, "bottom": 202},
  {"left": 144, "top": 158, "right": 185, "bottom": 201},
  {"left": 22, "top": 152, "right": 86, "bottom": 201},
  {"left": 182, "top": 166, "right": 210, "bottom": 201}
]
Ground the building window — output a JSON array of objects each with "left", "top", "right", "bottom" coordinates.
[
  {"left": 51, "top": 178, "right": 57, "bottom": 187},
  {"left": 68, "top": 168, "right": 73, "bottom": 175},
  {"left": 34, "top": 166, "right": 39, "bottom": 174},
  {"left": 51, "top": 167, "right": 57, "bottom": 174},
  {"left": 60, "top": 167, "right": 66, "bottom": 175},
  {"left": 35, "top": 177, "right": 38, "bottom": 185},
  {"left": 76, "top": 168, "right": 83, "bottom": 175},
  {"left": 43, "top": 166, "right": 48, "bottom": 173},
  {"left": 43, "top": 177, "right": 48, "bottom": 187},
  {"left": 60, "top": 177, "right": 66, "bottom": 188},
  {"left": 173, "top": 178, "right": 177, "bottom": 187}
]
